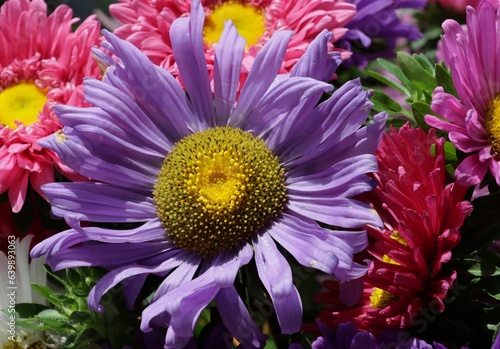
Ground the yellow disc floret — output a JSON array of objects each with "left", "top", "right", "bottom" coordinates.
[
  {"left": 154, "top": 127, "right": 286, "bottom": 258},
  {"left": 370, "top": 287, "right": 397, "bottom": 308},
  {"left": 486, "top": 95, "right": 500, "bottom": 155},
  {"left": 203, "top": 1, "right": 265, "bottom": 48},
  {"left": 0, "top": 83, "right": 46, "bottom": 129}
]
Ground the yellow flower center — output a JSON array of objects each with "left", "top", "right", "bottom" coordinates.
[
  {"left": 370, "top": 287, "right": 397, "bottom": 308},
  {"left": 203, "top": 1, "right": 266, "bottom": 48},
  {"left": 0, "top": 82, "right": 46, "bottom": 129},
  {"left": 154, "top": 126, "right": 287, "bottom": 258},
  {"left": 369, "top": 230, "right": 406, "bottom": 308},
  {"left": 485, "top": 95, "right": 500, "bottom": 155}
]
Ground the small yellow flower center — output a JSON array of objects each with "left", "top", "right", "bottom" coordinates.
[
  {"left": 369, "top": 230, "right": 406, "bottom": 308},
  {"left": 0, "top": 82, "right": 46, "bottom": 129},
  {"left": 154, "top": 127, "right": 287, "bottom": 258},
  {"left": 370, "top": 287, "right": 397, "bottom": 308},
  {"left": 485, "top": 95, "right": 500, "bottom": 155},
  {"left": 203, "top": 1, "right": 266, "bottom": 48}
]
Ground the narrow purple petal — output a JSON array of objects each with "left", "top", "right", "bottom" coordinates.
[
  {"left": 253, "top": 233, "right": 302, "bottom": 334},
  {"left": 351, "top": 332, "right": 378, "bottom": 349},
  {"left": 241, "top": 77, "right": 332, "bottom": 137},
  {"left": 40, "top": 130, "right": 158, "bottom": 191},
  {"left": 88, "top": 249, "right": 188, "bottom": 313},
  {"left": 286, "top": 155, "right": 378, "bottom": 198},
  {"left": 212, "top": 243, "right": 253, "bottom": 287},
  {"left": 152, "top": 255, "right": 201, "bottom": 302},
  {"left": 214, "top": 21, "right": 245, "bottom": 125},
  {"left": 230, "top": 30, "right": 293, "bottom": 127},
  {"left": 268, "top": 214, "right": 339, "bottom": 274},
  {"left": 70, "top": 218, "right": 167, "bottom": 244},
  {"left": 288, "top": 112, "right": 387, "bottom": 176},
  {"left": 30, "top": 229, "right": 88, "bottom": 258},
  {"left": 291, "top": 30, "right": 341, "bottom": 82},
  {"left": 165, "top": 327, "right": 192, "bottom": 349},
  {"left": 216, "top": 287, "right": 267, "bottom": 349},
  {"left": 334, "top": 322, "right": 358, "bottom": 349},
  {"left": 53, "top": 104, "right": 167, "bottom": 156},
  {"left": 141, "top": 270, "right": 218, "bottom": 335},
  {"left": 42, "top": 182, "right": 156, "bottom": 223},
  {"left": 81, "top": 79, "right": 172, "bottom": 151},
  {"left": 339, "top": 279, "right": 364, "bottom": 307},
  {"left": 101, "top": 31, "right": 195, "bottom": 141},
  {"left": 288, "top": 196, "right": 382, "bottom": 228},
  {"left": 170, "top": 0, "right": 215, "bottom": 128},
  {"left": 46, "top": 241, "right": 173, "bottom": 272}
]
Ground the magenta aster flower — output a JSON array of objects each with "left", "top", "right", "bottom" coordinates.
[
  {"left": 109, "top": 0, "right": 356, "bottom": 78},
  {"left": 431, "top": 0, "right": 498, "bottom": 12},
  {"left": 31, "top": 1, "right": 387, "bottom": 347},
  {"left": 425, "top": 1, "right": 500, "bottom": 196},
  {"left": 0, "top": 0, "right": 101, "bottom": 212},
  {"left": 314, "top": 124, "right": 472, "bottom": 333}
]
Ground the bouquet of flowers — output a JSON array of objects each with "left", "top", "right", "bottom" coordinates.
[{"left": 0, "top": 0, "right": 499, "bottom": 348}]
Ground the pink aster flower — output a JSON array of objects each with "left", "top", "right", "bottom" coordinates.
[
  {"left": 0, "top": 0, "right": 101, "bottom": 212},
  {"left": 431, "top": 0, "right": 498, "bottom": 12},
  {"left": 109, "top": 0, "right": 355, "bottom": 78},
  {"left": 425, "top": 1, "right": 500, "bottom": 196},
  {"left": 314, "top": 124, "right": 472, "bottom": 333}
]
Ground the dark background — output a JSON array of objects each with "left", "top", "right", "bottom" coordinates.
[{"left": 0, "top": 0, "right": 115, "bottom": 18}]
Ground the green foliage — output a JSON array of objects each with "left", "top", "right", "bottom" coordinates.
[
  {"left": 17, "top": 266, "right": 140, "bottom": 349},
  {"left": 363, "top": 53, "right": 458, "bottom": 131}
]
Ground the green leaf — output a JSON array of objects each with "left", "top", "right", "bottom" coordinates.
[
  {"left": 444, "top": 141, "right": 458, "bottom": 162},
  {"left": 376, "top": 58, "right": 415, "bottom": 92},
  {"left": 464, "top": 259, "right": 500, "bottom": 277},
  {"left": 36, "top": 309, "right": 71, "bottom": 328},
  {"left": 411, "top": 101, "right": 433, "bottom": 131},
  {"left": 397, "top": 52, "right": 436, "bottom": 96},
  {"left": 14, "top": 303, "right": 48, "bottom": 318},
  {"left": 414, "top": 53, "right": 434, "bottom": 74},
  {"left": 364, "top": 69, "right": 410, "bottom": 96},
  {"left": 435, "top": 64, "right": 458, "bottom": 98},
  {"left": 370, "top": 90, "right": 412, "bottom": 116}
]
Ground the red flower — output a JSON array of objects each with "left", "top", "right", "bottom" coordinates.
[{"left": 315, "top": 124, "right": 473, "bottom": 333}]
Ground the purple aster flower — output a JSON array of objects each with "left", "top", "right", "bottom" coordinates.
[
  {"left": 291, "top": 322, "right": 463, "bottom": 349},
  {"left": 425, "top": 1, "right": 500, "bottom": 197},
  {"left": 31, "top": 0, "right": 387, "bottom": 347},
  {"left": 339, "top": 0, "right": 426, "bottom": 68}
]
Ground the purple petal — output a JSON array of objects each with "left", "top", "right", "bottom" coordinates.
[
  {"left": 152, "top": 255, "right": 201, "bottom": 302},
  {"left": 350, "top": 332, "right": 378, "bottom": 349},
  {"left": 40, "top": 130, "right": 158, "bottom": 191},
  {"left": 30, "top": 229, "right": 88, "bottom": 258},
  {"left": 88, "top": 249, "right": 188, "bottom": 313},
  {"left": 101, "top": 31, "right": 196, "bottom": 140},
  {"left": 214, "top": 21, "right": 245, "bottom": 125},
  {"left": 42, "top": 182, "right": 155, "bottom": 223},
  {"left": 141, "top": 269, "right": 218, "bottom": 336},
  {"left": 216, "top": 287, "right": 267, "bottom": 348},
  {"left": 170, "top": 0, "right": 215, "bottom": 128},
  {"left": 46, "top": 241, "right": 173, "bottom": 271},
  {"left": 334, "top": 322, "right": 358, "bottom": 349},
  {"left": 339, "top": 279, "right": 364, "bottom": 307},
  {"left": 286, "top": 154, "right": 378, "bottom": 198},
  {"left": 268, "top": 214, "right": 339, "bottom": 274},
  {"left": 291, "top": 30, "right": 341, "bottom": 82},
  {"left": 212, "top": 243, "right": 253, "bottom": 287},
  {"left": 253, "top": 232, "right": 302, "bottom": 333},
  {"left": 230, "top": 30, "right": 293, "bottom": 127},
  {"left": 241, "top": 77, "right": 332, "bottom": 137},
  {"left": 288, "top": 196, "right": 382, "bottom": 228},
  {"left": 54, "top": 104, "right": 167, "bottom": 156},
  {"left": 69, "top": 218, "right": 167, "bottom": 244}
]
